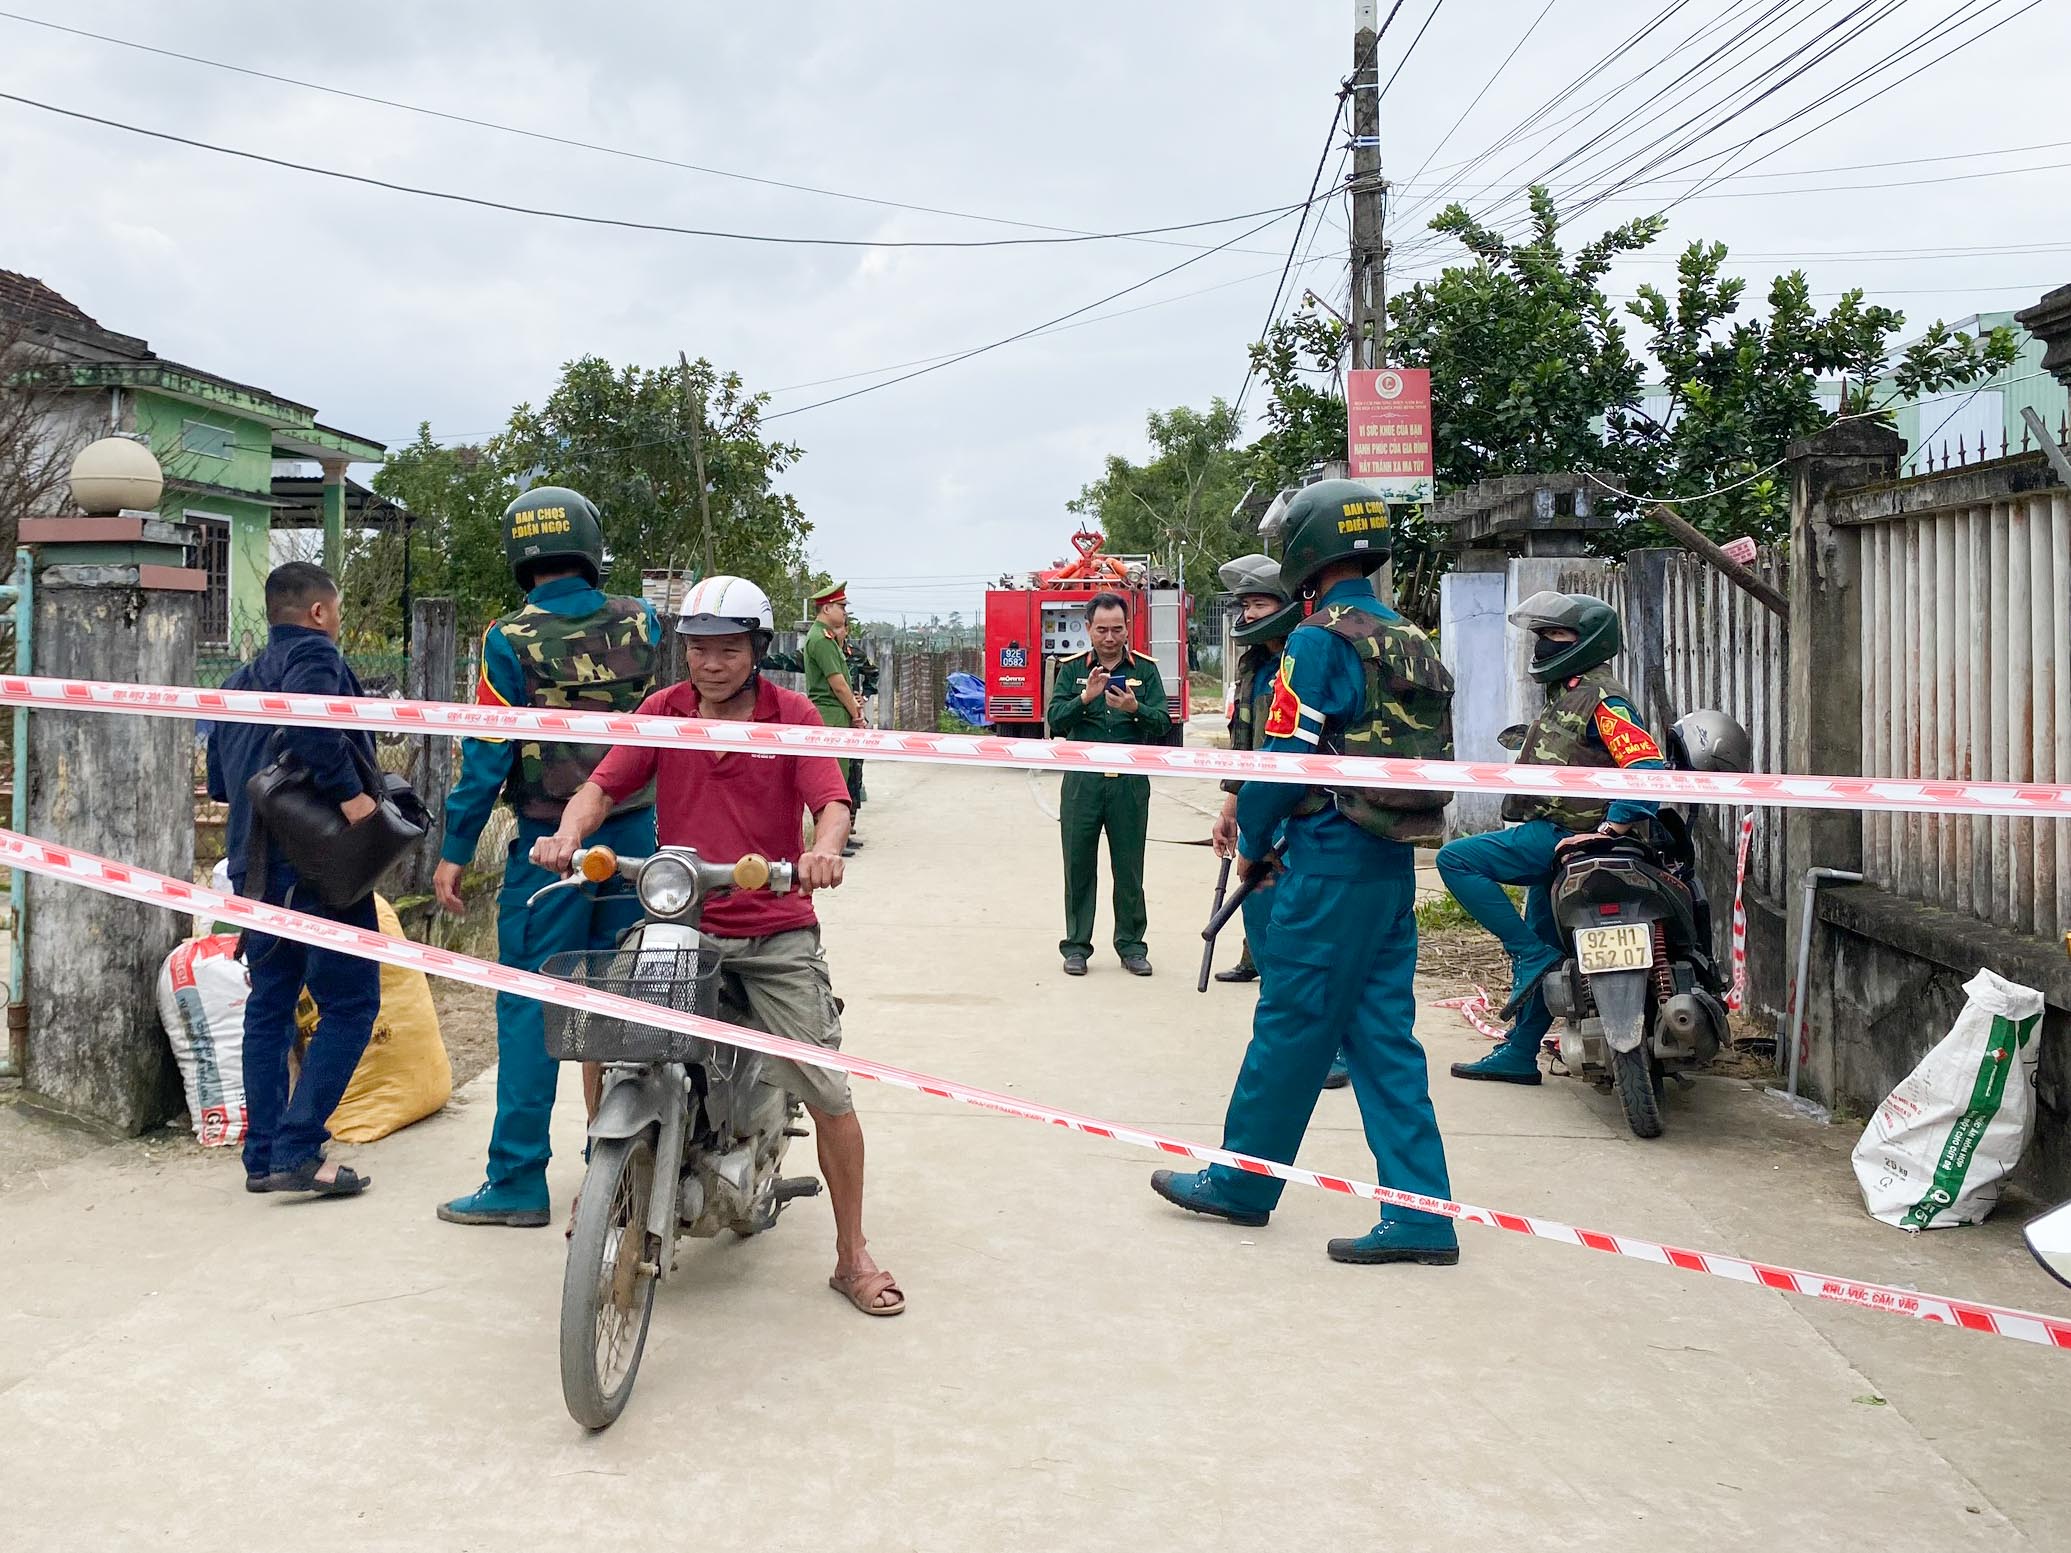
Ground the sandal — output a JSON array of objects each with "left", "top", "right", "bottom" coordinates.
[
  {"left": 265, "top": 1160, "right": 372, "bottom": 1197},
  {"left": 829, "top": 1267, "right": 906, "bottom": 1317}
]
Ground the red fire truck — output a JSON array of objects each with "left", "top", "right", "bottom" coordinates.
[{"left": 981, "top": 528, "right": 1190, "bottom": 741}]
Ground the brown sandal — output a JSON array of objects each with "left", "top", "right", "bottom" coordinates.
[{"left": 829, "top": 1267, "right": 906, "bottom": 1317}]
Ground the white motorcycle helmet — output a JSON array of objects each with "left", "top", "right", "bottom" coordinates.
[{"left": 677, "top": 574, "right": 775, "bottom": 654}]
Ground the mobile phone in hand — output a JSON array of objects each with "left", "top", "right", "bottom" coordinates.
[{"left": 1105, "top": 677, "right": 1129, "bottom": 700}]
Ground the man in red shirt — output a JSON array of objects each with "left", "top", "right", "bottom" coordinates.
[{"left": 532, "top": 576, "right": 903, "bottom": 1318}]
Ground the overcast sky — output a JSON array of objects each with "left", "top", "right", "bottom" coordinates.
[{"left": 3, "top": 1, "right": 2064, "bottom": 621}]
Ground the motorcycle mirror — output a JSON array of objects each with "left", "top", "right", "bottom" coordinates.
[
  {"left": 578, "top": 847, "right": 618, "bottom": 885},
  {"left": 2024, "top": 1200, "right": 2071, "bottom": 1290},
  {"left": 1498, "top": 724, "right": 1528, "bottom": 752},
  {"left": 732, "top": 854, "right": 771, "bottom": 891}
]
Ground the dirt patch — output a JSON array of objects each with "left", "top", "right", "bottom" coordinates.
[
  {"left": 1417, "top": 926, "right": 1514, "bottom": 1001},
  {"left": 432, "top": 978, "right": 499, "bottom": 1090}
]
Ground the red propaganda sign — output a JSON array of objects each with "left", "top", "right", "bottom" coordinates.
[{"left": 1347, "top": 367, "right": 1435, "bottom": 503}]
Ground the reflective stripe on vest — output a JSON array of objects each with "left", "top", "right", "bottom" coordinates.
[{"left": 1500, "top": 668, "right": 1628, "bottom": 831}]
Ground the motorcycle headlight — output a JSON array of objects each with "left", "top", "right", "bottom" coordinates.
[{"left": 636, "top": 855, "right": 697, "bottom": 917}]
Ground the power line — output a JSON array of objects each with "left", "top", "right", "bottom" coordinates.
[
  {"left": 762, "top": 201, "right": 1330, "bottom": 421},
  {"left": 1384, "top": 133, "right": 2071, "bottom": 194},
  {"left": 1374, "top": 0, "right": 1451, "bottom": 103},
  {"left": 1393, "top": 0, "right": 1560, "bottom": 202},
  {"left": 0, "top": 89, "right": 1315, "bottom": 252},
  {"left": 382, "top": 249, "right": 1346, "bottom": 448},
  {"left": 1654, "top": 0, "right": 2045, "bottom": 212},
  {"left": 0, "top": 7, "right": 1276, "bottom": 258},
  {"left": 1232, "top": 5, "right": 1402, "bottom": 418}
]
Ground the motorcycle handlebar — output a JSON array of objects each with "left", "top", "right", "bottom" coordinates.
[{"left": 525, "top": 846, "right": 794, "bottom": 908}]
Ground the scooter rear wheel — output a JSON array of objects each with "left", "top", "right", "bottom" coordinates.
[
  {"left": 1613, "top": 1047, "right": 1665, "bottom": 1139},
  {"left": 560, "top": 1134, "right": 659, "bottom": 1430}
]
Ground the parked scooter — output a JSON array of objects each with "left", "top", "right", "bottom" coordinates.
[
  {"left": 532, "top": 845, "right": 822, "bottom": 1431},
  {"left": 1524, "top": 710, "right": 1753, "bottom": 1138}
]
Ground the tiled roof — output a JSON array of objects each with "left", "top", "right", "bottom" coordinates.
[{"left": 0, "top": 269, "right": 151, "bottom": 356}]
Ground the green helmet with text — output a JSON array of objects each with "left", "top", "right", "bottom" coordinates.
[{"left": 502, "top": 486, "right": 604, "bottom": 590}]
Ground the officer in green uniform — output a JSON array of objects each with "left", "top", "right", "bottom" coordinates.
[
  {"left": 1440, "top": 591, "right": 1666, "bottom": 1085},
  {"left": 802, "top": 581, "right": 865, "bottom": 857},
  {"left": 840, "top": 624, "right": 876, "bottom": 815},
  {"left": 1152, "top": 480, "right": 1461, "bottom": 1264},
  {"left": 433, "top": 487, "right": 663, "bottom": 1227},
  {"left": 1047, "top": 590, "right": 1169, "bottom": 977}
]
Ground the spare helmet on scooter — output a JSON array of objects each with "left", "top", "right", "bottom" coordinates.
[
  {"left": 1668, "top": 709, "right": 1753, "bottom": 773},
  {"left": 677, "top": 574, "right": 775, "bottom": 657},
  {"left": 1218, "top": 552, "right": 1300, "bottom": 646},
  {"left": 1509, "top": 590, "right": 1622, "bottom": 684}
]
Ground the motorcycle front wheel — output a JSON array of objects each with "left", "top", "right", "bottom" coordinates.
[
  {"left": 1612, "top": 1046, "right": 1665, "bottom": 1139},
  {"left": 560, "top": 1134, "right": 660, "bottom": 1430}
]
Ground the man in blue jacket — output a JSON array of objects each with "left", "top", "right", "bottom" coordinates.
[
  {"left": 434, "top": 488, "right": 662, "bottom": 1228},
  {"left": 206, "top": 562, "right": 379, "bottom": 1198}
]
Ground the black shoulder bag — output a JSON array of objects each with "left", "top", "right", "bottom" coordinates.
[{"left": 244, "top": 735, "right": 429, "bottom": 910}]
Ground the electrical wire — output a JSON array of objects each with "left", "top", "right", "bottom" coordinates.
[
  {"left": 1393, "top": 0, "right": 1559, "bottom": 203},
  {"left": 0, "top": 7, "right": 1279, "bottom": 257},
  {"left": 0, "top": 89, "right": 1317, "bottom": 252},
  {"left": 761, "top": 199, "right": 1331, "bottom": 420},
  {"left": 1231, "top": 4, "right": 1401, "bottom": 417},
  {"left": 1653, "top": 0, "right": 2045, "bottom": 212},
  {"left": 389, "top": 248, "right": 1347, "bottom": 447}
]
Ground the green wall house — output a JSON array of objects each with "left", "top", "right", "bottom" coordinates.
[{"left": 0, "top": 270, "right": 383, "bottom": 652}]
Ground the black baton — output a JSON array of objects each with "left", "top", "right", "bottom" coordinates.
[{"left": 1197, "top": 855, "right": 1233, "bottom": 993}]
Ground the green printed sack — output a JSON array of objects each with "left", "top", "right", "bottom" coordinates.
[{"left": 1851, "top": 969, "right": 2044, "bottom": 1230}]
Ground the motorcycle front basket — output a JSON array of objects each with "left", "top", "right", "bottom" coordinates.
[{"left": 537, "top": 947, "right": 722, "bottom": 1063}]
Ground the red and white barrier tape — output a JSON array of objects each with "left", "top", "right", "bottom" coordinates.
[
  {"left": 1435, "top": 985, "right": 1505, "bottom": 1041},
  {"left": 3, "top": 827, "right": 2065, "bottom": 1350},
  {"left": 1726, "top": 812, "right": 1754, "bottom": 1013},
  {"left": 5, "top": 674, "right": 2070, "bottom": 818}
]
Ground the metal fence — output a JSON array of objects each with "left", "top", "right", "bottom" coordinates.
[
  {"left": 1560, "top": 548, "right": 1792, "bottom": 904},
  {"left": 1850, "top": 481, "right": 2071, "bottom": 940}
]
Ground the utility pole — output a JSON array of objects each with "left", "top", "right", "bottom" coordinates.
[{"left": 1349, "top": 1, "right": 1387, "bottom": 371}]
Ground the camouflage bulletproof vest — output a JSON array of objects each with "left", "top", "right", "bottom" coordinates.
[
  {"left": 1291, "top": 605, "right": 1456, "bottom": 846},
  {"left": 1501, "top": 667, "right": 1628, "bottom": 831},
  {"left": 1229, "top": 645, "right": 1279, "bottom": 752},
  {"left": 495, "top": 596, "right": 658, "bottom": 822},
  {"left": 1222, "top": 645, "right": 1280, "bottom": 796}
]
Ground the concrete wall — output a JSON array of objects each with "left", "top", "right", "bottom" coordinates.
[{"left": 1813, "top": 883, "right": 2070, "bottom": 1197}]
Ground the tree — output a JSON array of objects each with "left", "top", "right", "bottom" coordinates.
[
  {"left": 367, "top": 425, "right": 518, "bottom": 637},
  {"left": 0, "top": 315, "right": 91, "bottom": 562},
  {"left": 1622, "top": 243, "right": 2016, "bottom": 545},
  {"left": 1067, "top": 398, "right": 1247, "bottom": 598},
  {"left": 492, "top": 355, "right": 813, "bottom": 608},
  {"left": 1387, "top": 186, "right": 1660, "bottom": 493},
  {"left": 1242, "top": 312, "right": 1349, "bottom": 496}
]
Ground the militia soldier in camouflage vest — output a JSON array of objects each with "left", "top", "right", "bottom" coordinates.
[
  {"left": 434, "top": 487, "right": 663, "bottom": 1228},
  {"left": 1153, "top": 480, "right": 1462, "bottom": 1267},
  {"left": 1438, "top": 591, "right": 1666, "bottom": 1087}
]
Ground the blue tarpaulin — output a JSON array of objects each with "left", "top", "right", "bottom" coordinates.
[{"left": 945, "top": 671, "right": 990, "bottom": 728}]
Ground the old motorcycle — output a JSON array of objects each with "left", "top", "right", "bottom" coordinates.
[
  {"left": 1525, "top": 710, "right": 1752, "bottom": 1138},
  {"left": 533, "top": 845, "right": 822, "bottom": 1430}
]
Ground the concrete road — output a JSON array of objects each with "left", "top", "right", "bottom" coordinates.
[{"left": 2, "top": 760, "right": 2067, "bottom": 1551}]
